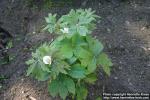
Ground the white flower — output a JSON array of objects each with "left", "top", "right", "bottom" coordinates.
[
  {"left": 60, "top": 27, "right": 69, "bottom": 33},
  {"left": 43, "top": 56, "right": 52, "bottom": 65}
]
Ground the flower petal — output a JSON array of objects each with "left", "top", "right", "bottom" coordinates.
[{"left": 43, "top": 56, "right": 52, "bottom": 65}]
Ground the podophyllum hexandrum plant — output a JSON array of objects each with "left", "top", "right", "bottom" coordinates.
[{"left": 26, "top": 8, "right": 113, "bottom": 100}]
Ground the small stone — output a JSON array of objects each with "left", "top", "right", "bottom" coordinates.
[
  {"left": 132, "top": 38, "right": 136, "bottom": 41},
  {"left": 141, "top": 46, "right": 147, "bottom": 51},
  {"left": 98, "top": 20, "right": 101, "bottom": 23},
  {"left": 29, "top": 96, "right": 36, "bottom": 100},
  {"left": 94, "top": 36, "right": 97, "bottom": 38},
  {"left": 119, "top": 66, "right": 122, "bottom": 70},
  {"left": 127, "top": 78, "right": 130, "bottom": 82},
  {"left": 99, "top": 3, "right": 101, "bottom": 6},
  {"left": 119, "top": 61, "right": 122, "bottom": 64},
  {"left": 107, "top": 28, "right": 111, "bottom": 33},
  {"left": 114, "top": 77, "right": 118, "bottom": 80},
  {"left": 125, "top": 21, "right": 130, "bottom": 25},
  {"left": 21, "top": 78, "right": 24, "bottom": 81},
  {"left": 33, "top": 32, "right": 36, "bottom": 34},
  {"left": 91, "top": 93, "right": 94, "bottom": 96},
  {"left": 129, "top": 82, "right": 133, "bottom": 86},
  {"left": 147, "top": 63, "right": 150, "bottom": 67},
  {"left": 21, "top": 91, "right": 25, "bottom": 94},
  {"left": 141, "top": 27, "right": 146, "bottom": 31}
]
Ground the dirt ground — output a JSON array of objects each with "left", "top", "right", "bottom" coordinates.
[{"left": 0, "top": 0, "right": 150, "bottom": 100}]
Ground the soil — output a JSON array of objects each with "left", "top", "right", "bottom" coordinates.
[{"left": 0, "top": 0, "right": 150, "bottom": 100}]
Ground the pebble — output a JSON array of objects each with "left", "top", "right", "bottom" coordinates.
[
  {"left": 29, "top": 96, "right": 36, "bottom": 100},
  {"left": 141, "top": 46, "right": 150, "bottom": 51},
  {"left": 91, "top": 93, "right": 94, "bottom": 96},
  {"left": 119, "top": 66, "right": 122, "bottom": 70},
  {"left": 129, "top": 82, "right": 133, "bottom": 86},
  {"left": 21, "top": 91, "right": 25, "bottom": 94},
  {"left": 114, "top": 77, "right": 118, "bottom": 80},
  {"left": 141, "top": 27, "right": 146, "bottom": 31},
  {"left": 147, "top": 63, "right": 150, "bottom": 67},
  {"left": 32, "top": 32, "right": 36, "bottom": 34},
  {"left": 99, "top": 3, "right": 101, "bottom": 6},
  {"left": 125, "top": 20, "right": 130, "bottom": 25},
  {"left": 21, "top": 78, "right": 24, "bottom": 81},
  {"left": 97, "top": 20, "right": 101, "bottom": 23},
  {"left": 107, "top": 28, "right": 111, "bottom": 33}
]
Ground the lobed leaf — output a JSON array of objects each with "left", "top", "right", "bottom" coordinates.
[
  {"left": 63, "top": 77, "right": 75, "bottom": 94},
  {"left": 76, "top": 85, "right": 88, "bottom": 100},
  {"left": 97, "top": 53, "right": 113, "bottom": 76},
  {"left": 87, "top": 58, "right": 97, "bottom": 74},
  {"left": 86, "top": 35, "right": 104, "bottom": 56},
  {"left": 68, "top": 64, "right": 86, "bottom": 79},
  {"left": 84, "top": 73, "right": 97, "bottom": 84},
  {"left": 48, "top": 75, "right": 75, "bottom": 100},
  {"left": 59, "top": 43, "right": 73, "bottom": 59}
]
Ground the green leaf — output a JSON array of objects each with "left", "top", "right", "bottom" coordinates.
[
  {"left": 26, "top": 59, "right": 34, "bottom": 65},
  {"left": 51, "top": 60, "right": 70, "bottom": 77},
  {"left": 45, "top": 17, "right": 50, "bottom": 23},
  {"left": 67, "top": 56, "right": 77, "bottom": 64},
  {"left": 69, "top": 26, "right": 77, "bottom": 35},
  {"left": 45, "top": 13, "right": 56, "bottom": 24},
  {"left": 40, "top": 64, "right": 51, "bottom": 72},
  {"left": 48, "top": 75, "right": 75, "bottom": 100},
  {"left": 74, "top": 47, "right": 91, "bottom": 59},
  {"left": 71, "top": 33, "right": 87, "bottom": 47},
  {"left": 44, "top": 13, "right": 57, "bottom": 33},
  {"left": 76, "top": 85, "right": 88, "bottom": 100},
  {"left": 79, "top": 15, "right": 92, "bottom": 25},
  {"left": 87, "top": 58, "right": 97, "bottom": 74},
  {"left": 59, "top": 43, "right": 73, "bottom": 59},
  {"left": 48, "top": 79, "right": 59, "bottom": 97},
  {"left": 80, "top": 58, "right": 89, "bottom": 67},
  {"left": 6, "top": 40, "right": 13, "bottom": 49},
  {"left": 59, "top": 83, "right": 68, "bottom": 100},
  {"left": 26, "top": 43, "right": 52, "bottom": 81},
  {"left": 97, "top": 53, "right": 113, "bottom": 76},
  {"left": 26, "top": 59, "right": 50, "bottom": 81},
  {"left": 96, "top": 97, "right": 102, "bottom": 100},
  {"left": 64, "top": 77, "right": 75, "bottom": 94},
  {"left": 86, "top": 35, "right": 103, "bottom": 56},
  {"left": 84, "top": 73, "right": 97, "bottom": 84},
  {"left": 68, "top": 64, "right": 86, "bottom": 79},
  {"left": 48, "top": 76, "right": 68, "bottom": 99},
  {"left": 77, "top": 26, "right": 88, "bottom": 36},
  {"left": 58, "top": 9, "right": 99, "bottom": 36},
  {"left": 92, "top": 40, "right": 103, "bottom": 56},
  {"left": 32, "top": 65, "right": 50, "bottom": 81},
  {"left": 26, "top": 62, "right": 35, "bottom": 76}
]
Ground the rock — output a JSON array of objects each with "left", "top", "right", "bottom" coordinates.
[
  {"left": 114, "top": 77, "right": 118, "bottom": 80},
  {"left": 141, "top": 27, "right": 146, "bottom": 31}
]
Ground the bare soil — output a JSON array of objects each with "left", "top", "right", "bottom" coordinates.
[{"left": 0, "top": 0, "right": 150, "bottom": 100}]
